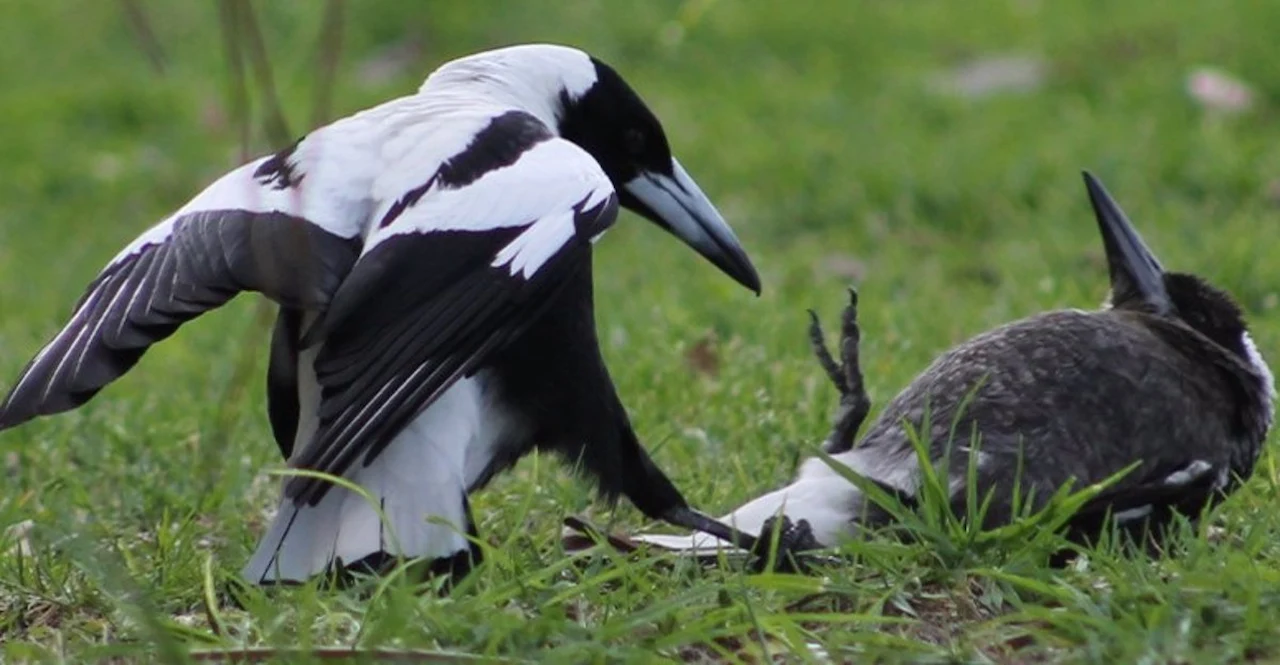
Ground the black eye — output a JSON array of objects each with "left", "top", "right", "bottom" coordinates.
[{"left": 624, "top": 128, "right": 646, "bottom": 156}]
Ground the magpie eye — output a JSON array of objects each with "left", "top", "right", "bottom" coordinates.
[{"left": 624, "top": 128, "right": 646, "bottom": 156}]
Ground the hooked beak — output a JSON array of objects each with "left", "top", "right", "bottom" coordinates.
[
  {"left": 1083, "top": 171, "right": 1171, "bottom": 314},
  {"left": 623, "top": 159, "right": 761, "bottom": 294}
]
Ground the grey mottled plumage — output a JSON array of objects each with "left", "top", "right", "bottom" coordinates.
[{"left": 626, "top": 171, "right": 1275, "bottom": 561}]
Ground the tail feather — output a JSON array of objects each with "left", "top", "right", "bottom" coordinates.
[
  {"left": 242, "top": 481, "right": 477, "bottom": 585},
  {"left": 243, "top": 494, "right": 341, "bottom": 584},
  {"left": 243, "top": 386, "right": 487, "bottom": 584}
]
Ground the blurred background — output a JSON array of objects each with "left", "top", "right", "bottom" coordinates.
[{"left": 1, "top": 1, "right": 1279, "bottom": 655}]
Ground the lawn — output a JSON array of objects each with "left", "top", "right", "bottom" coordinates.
[{"left": 2, "top": 1, "right": 1280, "bottom": 662}]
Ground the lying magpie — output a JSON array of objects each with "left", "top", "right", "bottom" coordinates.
[
  {"left": 0, "top": 44, "right": 763, "bottom": 584},
  {"left": 620, "top": 172, "right": 1274, "bottom": 560}
]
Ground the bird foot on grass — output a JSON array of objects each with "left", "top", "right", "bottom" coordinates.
[{"left": 748, "top": 515, "right": 832, "bottom": 574}]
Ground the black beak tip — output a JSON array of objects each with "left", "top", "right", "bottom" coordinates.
[
  {"left": 731, "top": 258, "right": 763, "bottom": 296},
  {"left": 706, "top": 239, "right": 761, "bottom": 295},
  {"left": 1079, "top": 168, "right": 1170, "bottom": 312},
  {"left": 1082, "top": 170, "right": 1107, "bottom": 202},
  {"left": 1081, "top": 170, "right": 1126, "bottom": 233}
]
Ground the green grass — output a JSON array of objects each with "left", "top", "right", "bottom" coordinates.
[{"left": 2, "top": 1, "right": 1280, "bottom": 662}]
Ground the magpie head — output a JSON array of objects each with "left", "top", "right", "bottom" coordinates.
[
  {"left": 1083, "top": 171, "right": 1273, "bottom": 401},
  {"left": 556, "top": 54, "right": 761, "bottom": 294},
  {"left": 424, "top": 44, "right": 759, "bottom": 293}
]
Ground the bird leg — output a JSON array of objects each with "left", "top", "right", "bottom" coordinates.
[
  {"left": 660, "top": 507, "right": 838, "bottom": 573},
  {"left": 660, "top": 506, "right": 762, "bottom": 552},
  {"left": 571, "top": 289, "right": 876, "bottom": 573},
  {"left": 808, "top": 287, "right": 871, "bottom": 454},
  {"left": 671, "top": 289, "right": 874, "bottom": 572}
]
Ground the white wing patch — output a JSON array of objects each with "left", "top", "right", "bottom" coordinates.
[
  {"left": 490, "top": 183, "right": 614, "bottom": 279},
  {"left": 1161, "top": 459, "right": 1213, "bottom": 487},
  {"left": 491, "top": 210, "right": 576, "bottom": 278},
  {"left": 364, "top": 136, "right": 614, "bottom": 281},
  {"left": 372, "top": 139, "right": 612, "bottom": 241}
]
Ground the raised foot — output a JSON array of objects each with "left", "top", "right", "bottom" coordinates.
[{"left": 808, "top": 287, "right": 872, "bottom": 453}]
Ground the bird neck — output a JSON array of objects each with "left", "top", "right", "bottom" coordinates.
[{"left": 417, "top": 47, "right": 596, "bottom": 136}]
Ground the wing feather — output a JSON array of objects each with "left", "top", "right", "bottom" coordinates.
[
  {"left": 0, "top": 169, "right": 363, "bottom": 431},
  {"left": 285, "top": 174, "right": 618, "bottom": 505}
]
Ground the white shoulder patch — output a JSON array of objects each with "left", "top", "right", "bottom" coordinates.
[{"left": 369, "top": 138, "right": 613, "bottom": 272}]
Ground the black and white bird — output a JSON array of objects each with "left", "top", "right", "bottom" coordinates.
[
  {"left": 0, "top": 44, "right": 762, "bottom": 584},
  {"left": 623, "top": 172, "right": 1275, "bottom": 558}
]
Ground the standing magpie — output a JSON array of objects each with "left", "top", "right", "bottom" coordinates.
[
  {"left": 618, "top": 172, "right": 1274, "bottom": 560},
  {"left": 0, "top": 44, "right": 762, "bottom": 584}
]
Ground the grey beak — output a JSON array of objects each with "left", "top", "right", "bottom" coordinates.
[
  {"left": 623, "top": 159, "right": 761, "bottom": 294},
  {"left": 1083, "top": 171, "right": 1171, "bottom": 314}
]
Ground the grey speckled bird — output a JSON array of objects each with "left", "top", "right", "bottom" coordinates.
[{"left": 626, "top": 171, "right": 1276, "bottom": 561}]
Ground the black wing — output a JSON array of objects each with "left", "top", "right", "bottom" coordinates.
[
  {"left": 266, "top": 306, "right": 307, "bottom": 457},
  {"left": 284, "top": 192, "right": 618, "bottom": 505},
  {"left": 1060, "top": 457, "right": 1227, "bottom": 555},
  {"left": 0, "top": 173, "right": 361, "bottom": 431}
]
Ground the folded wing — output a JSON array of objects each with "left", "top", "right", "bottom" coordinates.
[{"left": 284, "top": 136, "right": 618, "bottom": 505}]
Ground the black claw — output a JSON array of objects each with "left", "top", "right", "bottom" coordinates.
[
  {"left": 750, "top": 515, "right": 787, "bottom": 559},
  {"left": 785, "top": 518, "right": 822, "bottom": 552},
  {"left": 839, "top": 288, "right": 863, "bottom": 390},
  {"left": 749, "top": 515, "right": 791, "bottom": 571},
  {"left": 750, "top": 516, "right": 826, "bottom": 574},
  {"left": 814, "top": 287, "right": 873, "bottom": 454},
  {"left": 808, "top": 309, "right": 847, "bottom": 394}
]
